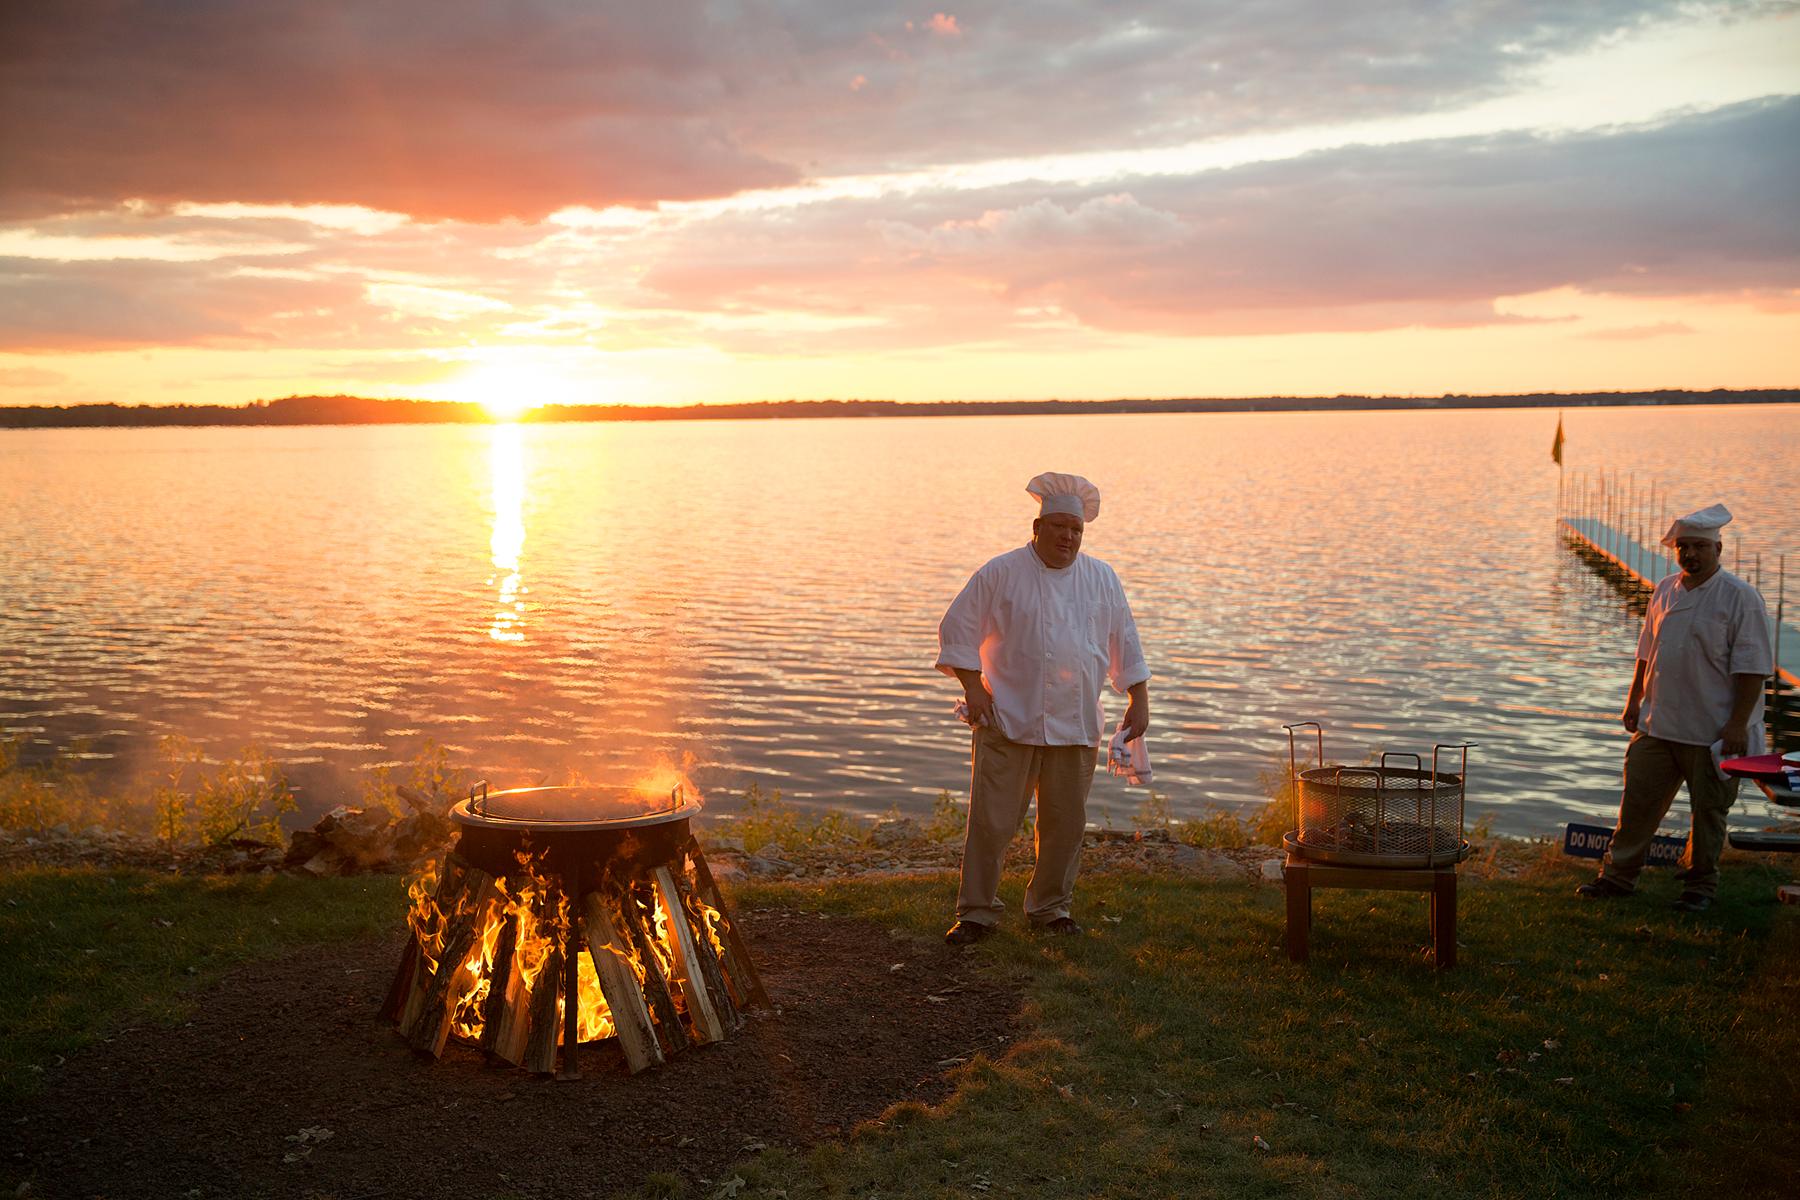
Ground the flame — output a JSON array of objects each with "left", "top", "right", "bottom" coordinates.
[
  {"left": 629, "top": 753, "right": 705, "bottom": 811},
  {"left": 409, "top": 852, "right": 731, "bottom": 1059}
]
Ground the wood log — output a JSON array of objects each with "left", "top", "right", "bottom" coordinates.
[
  {"left": 558, "top": 912, "right": 583, "bottom": 1081},
  {"left": 484, "top": 948, "right": 530, "bottom": 1067},
  {"left": 405, "top": 871, "right": 502, "bottom": 1056},
  {"left": 491, "top": 887, "right": 557, "bottom": 1068},
  {"left": 396, "top": 859, "right": 472, "bottom": 1034},
  {"left": 523, "top": 939, "right": 564, "bottom": 1075},
  {"left": 395, "top": 784, "right": 440, "bottom": 814},
  {"left": 579, "top": 890, "right": 665, "bottom": 1073},
  {"left": 615, "top": 883, "right": 690, "bottom": 1057},
  {"left": 684, "top": 837, "right": 769, "bottom": 1007},
  {"left": 672, "top": 867, "right": 742, "bottom": 1034},
  {"left": 652, "top": 866, "right": 728, "bottom": 1044},
  {"left": 476, "top": 911, "right": 519, "bottom": 1060},
  {"left": 379, "top": 935, "right": 419, "bottom": 1024}
]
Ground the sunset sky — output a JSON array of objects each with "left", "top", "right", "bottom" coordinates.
[{"left": 1, "top": 1, "right": 1796, "bottom": 411}]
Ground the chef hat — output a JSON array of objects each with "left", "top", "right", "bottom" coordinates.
[
  {"left": 1026, "top": 472, "right": 1100, "bottom": 522},
  {"left": 1660, "top": 502, "right": 1732, "bottom": 547}
]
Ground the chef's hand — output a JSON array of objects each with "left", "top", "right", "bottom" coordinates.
[
  {"left": 962, "top": 684, "right": 997, "bottom": 731},
  {"left": 1120, "top": 696, "right": 1149, "bottom": 742},
  {"left": 1621, "top": 701, "right": 1640, "bottom": 735},
  {"left": 1720, "top": 720, "right": 1749, "bottom": 758}
]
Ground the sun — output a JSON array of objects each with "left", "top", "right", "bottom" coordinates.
[{"left": 442, "top": 357, "right": 586, "bottom": 420}]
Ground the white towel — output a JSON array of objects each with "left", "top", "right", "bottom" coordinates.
[
  {"left": 1708, "top": 740, "right": 1731, "bottom": 784},
  {"left": 1107, "top": 724, "right": 1152, "bottom": 786},
  {"left": 952, "top": 697, "right": 1005, "bottom": 738}
]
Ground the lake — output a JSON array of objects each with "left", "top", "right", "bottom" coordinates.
[{"left": 3, "top": 404, "right": 1796, "bottom": 838}]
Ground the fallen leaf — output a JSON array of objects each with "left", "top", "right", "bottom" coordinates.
[
  {"left": 1056, "top": 1083, "right": 1075, "bottom": 1099},
  {"left": 1543, "top": 1039, "right": 1560, "bottom": 1050},
  {"left": 1554, "top": 1077, "right": 1575, "bottom": 1085},
  {"left": 1253, "top": 1135, "right": 1272, "bottom": 1152},
  {"left": 712, "top": 1177, "right": 745, "bottom": 1199}
]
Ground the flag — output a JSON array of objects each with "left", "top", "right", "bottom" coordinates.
[{"left": 1551, "top": 412, "right": 1564, "bottom": 466}]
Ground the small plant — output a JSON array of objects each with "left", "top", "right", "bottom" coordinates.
[
  {"left": 925, "top": 789, "right": 967, "bottom": 842},
  {"left": 359, "top": 739, "right": 469, "bottom": 815},
  {"left": 733, "top": 783, "right": 858, "bottom": 854},
  {"left": 0, "top": 734, "right": 104, "bottom": 832},
  {"left": 1131, "top": 789, "right": 1174, "bottom": 833},
  {"left": 148, "top": 735, "right": 295, "bottom": 847}
]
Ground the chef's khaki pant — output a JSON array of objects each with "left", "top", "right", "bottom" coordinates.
[
  {"left": 955, "top": 727, "right": 1096, "bottom": 927},
  {"left": 1600, "top": 733, "right": 1739, "bottom": 898}
]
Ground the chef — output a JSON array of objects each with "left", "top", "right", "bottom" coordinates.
[
  {"left": 1577, "top": 503, "right": 1774, "bottom": 912},
  {"left": 935, "top": 472, "right": 1151, "bottom": 943}
]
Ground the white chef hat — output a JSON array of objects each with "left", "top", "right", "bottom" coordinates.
[
  {"left": 1660, "top": 502, "right": 1732, "bottom": 547},
  {"left": 1026, "top": 471, "right": 1100, "bottom": 522}
]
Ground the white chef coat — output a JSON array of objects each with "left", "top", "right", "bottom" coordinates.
[
  {"left": 1637, "top": 568, "right": 1772, "bottom": 750},
  {"left": 936, "top": 545, "right": 1150, "bottom": 746}
]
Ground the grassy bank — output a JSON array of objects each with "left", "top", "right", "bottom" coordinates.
[
  {"left": 3, "top": 856, "right": 1795, "bottom": 1198},
  {"left": 0, "top": 869, "right": 398, "bottom": 1111}
]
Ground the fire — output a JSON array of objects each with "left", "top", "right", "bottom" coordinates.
[
  {"left": 629, "top": 755, "right": 705, "bottom": 812},
  {"left": 403, "top": 849, "right": 729, "bottom": 1063}
]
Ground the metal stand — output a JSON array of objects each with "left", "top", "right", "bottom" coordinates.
[{"left": 1282, "top": 853, "right": 1458, "bottom": 969}]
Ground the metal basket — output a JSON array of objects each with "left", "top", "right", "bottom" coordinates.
[{"left": 1281, "top": 723, "right": 1474, "bottom": 868}]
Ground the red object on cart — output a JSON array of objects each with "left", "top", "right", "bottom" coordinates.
[{"left": 1720, "top": 754, "right": 1793, "bottom": 779}]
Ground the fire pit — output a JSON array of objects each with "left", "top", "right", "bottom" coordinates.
[
  {"left": 381, "top": 782, "right": 766, "bottom": 1078},
  {"left": 1277, "top": 723, "right": 1475, "bottom": 968},
  {"left": 1281, "top": 723, "right": 1473, "bottom": 868}
]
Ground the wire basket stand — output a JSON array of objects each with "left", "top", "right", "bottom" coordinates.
[{"left": 1281, "top": 722, "right": 1475, "bottom": 868}]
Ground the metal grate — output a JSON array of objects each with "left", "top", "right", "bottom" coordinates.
[{"left": 1282, "top": 724, "right": 1473, "bottom": 868}]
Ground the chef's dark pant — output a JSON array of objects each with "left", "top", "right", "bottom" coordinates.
[
  {"left": 955, "top": 727, "right": 1096, "bottom": 926},
  {"left": 1601, "top": 733, "right": 1739, "bottom": 898}
]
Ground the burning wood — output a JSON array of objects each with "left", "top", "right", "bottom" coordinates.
[{"left": 383, "top": 784, "right": 764, "bottom": 1076}]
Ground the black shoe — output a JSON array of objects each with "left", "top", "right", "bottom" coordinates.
[
  {"left": 1033, "top": 916, "right": 1082, "bottom": 936},
  {"left": 944, "top": 920, "right": 996, "bottom": 945},
  {"left": 1576, "top": 876, "right": 1633, "bottom": 899},
  {"left": 1672, "top": 892, "right": 1714, "bottom": 913}
]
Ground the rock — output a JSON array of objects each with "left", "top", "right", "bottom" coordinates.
[
  {"left": 1259, "top": 858, "right": 1286, "bottom": 883},
  {"left": 1169, "top": 845, "right": 1243, "bottom": 879},
  {"left": 704, "top": 834, "right": 746, "bottom": 854},
  {"left": 745, "top": 854, "right": 792, "bottom": 877},
  {"left": 871, "top": 818, "right": 922, "bottom": 848}
]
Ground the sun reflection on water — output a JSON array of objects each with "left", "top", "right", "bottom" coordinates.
[{"left": 488, "top": 423, "right": 527, "bottom": 643}]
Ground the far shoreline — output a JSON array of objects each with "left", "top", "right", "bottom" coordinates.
[{"left": 2, "top": 387, "right": 1797, "bottom": 429}]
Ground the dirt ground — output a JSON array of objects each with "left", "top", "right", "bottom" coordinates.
[{"left": 7, "top": 908, "right": 1023, "bottom": 1200}]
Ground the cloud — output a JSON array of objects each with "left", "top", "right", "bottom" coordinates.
[
  {"left": 634, "top": 96, "right": 1800, "bottom": 340},
  {"left": 1577, "top": 321, "right": 1696, "bottom": 340},
  {"left": 2, "top": 96, "right": 1793, "bottom": 356},
  {"left": 0, "top": 365, "right": 66, "bottom": 387},
  {"left": 0, "top": 0, "right": 1748, "bottom": 221},
  {"left": 0, "top": 257, "right": 374, "bottom": 351},
  {"left": 0, "top": 1, "right": 796, "bottom": 222}
]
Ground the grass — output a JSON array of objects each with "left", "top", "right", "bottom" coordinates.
[
  {"left": 3, "top": 855, "right": 1795, "bottom": 1199},
  {"left": 0, "top": 868, "right": 399, "bottom": 1112}
]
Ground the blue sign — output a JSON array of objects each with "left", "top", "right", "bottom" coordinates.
[{"left": 1563, "top": 822, "right": 1687, "bottom": 866}]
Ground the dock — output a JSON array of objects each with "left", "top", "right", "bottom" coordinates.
[{"left": 1560, "top": 516, "right": 1799, "bottom": 688}]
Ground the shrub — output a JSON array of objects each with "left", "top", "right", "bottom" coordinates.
[
  {"left": 147, "top": 735, "right": 295, "bottom": 847},
  {"left": 0, "top": 735, "right": 104, "bottom": 832},
  {"left": 358, "top": 739, "right": 470, "bottom": 815}
]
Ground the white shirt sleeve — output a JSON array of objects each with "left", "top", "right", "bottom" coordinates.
[
  {"left": 1107, "top": 585, "right": 1151, "bottom": 694},
  {"left": 936, "top": 566, "right": 987, "bottom": 676},
  {"left": 1728, "top": 585, "right": 1775, "bottom": 676}
]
